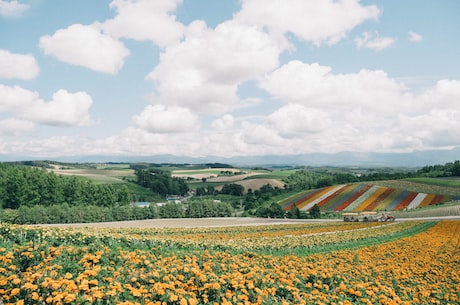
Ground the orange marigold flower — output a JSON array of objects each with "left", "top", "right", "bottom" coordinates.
[{"left": 10, "top": 288, "right": 20, "bottom": 297}]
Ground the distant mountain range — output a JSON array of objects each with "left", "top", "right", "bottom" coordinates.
[{"left": 2, "top": 147, "right": 459, "bottom": 168}]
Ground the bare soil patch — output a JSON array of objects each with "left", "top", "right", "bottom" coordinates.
[
  {"left": 235, "top": 178, "right": 285, "bottom": 191},
  {"left": 39, "top": 217, "right": 330, "bottom": 229}
]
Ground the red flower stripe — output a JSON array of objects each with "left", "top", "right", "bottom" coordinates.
[
  {"left": 281, "top": 190, "right": 317, "bottom": 210},
  {"left": 316, "top": 185, "right": 349, "bottom": 207},
  {"left": 429, "top": 194, "right": 448, "bottom": 206},
  {"left": 334, "top": 184, "right": 373, "bottom": 211},
  {"left": 373, "top": 188, "right": 403, "bottom": 211},
  {"left": 320, "top": 184, "right": 357, "bottom": 210},
  {"left": 296, "top": 186, "right": 337, "bottom": 210},
  {"left": 394, "top": 192, "right": 418, "bottom": 211},
  {"left": 362, "top": 187, "right": 395, "bottom": 212}
]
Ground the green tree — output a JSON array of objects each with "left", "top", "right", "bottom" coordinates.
[
  {"left": 309, "top": 204, "right": 321, "bottom": 219},
  {"left": 159, "top": 202, "right": 185, "bottom": 218},
  {"left": 287, "top": 204, "right": 301, "bottom": 219}
]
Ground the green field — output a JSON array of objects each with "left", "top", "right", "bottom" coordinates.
[
  {"left": 375, "top": 179, "right": 460, "bottom": 197},
  {"left": 405, "top": 177, "right": 460, "bottom": 187}
]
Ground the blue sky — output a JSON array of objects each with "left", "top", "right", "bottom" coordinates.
[{"left": 0, "top": 0, "right": 459, "bottom": 161}]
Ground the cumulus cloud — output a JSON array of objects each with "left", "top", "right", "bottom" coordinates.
[
  {"left": 408, "top": 31, "right": 423, "bottom": 42},
  {"left": 268, "top": 104, "right": 331, "bottom": 138},
  {"left": 235, "top": 0, "right": 380, "bottom": 46},
  {"left": 0, "top": 118, "right": 34, "bottom": 136},
  {"left": 249, "top": 62, "right": 460, "bottom": 154},
  {"left": 355, "top": 31, "right": 396, "bottom": 51},
  {"left": 146, "top": 20, "right": 280, "bottom": 114},
  {"left": 212, "top": 114, "right": 235, "bottom": 131},
  {"left": 0, "top": 84, "right": 39, "bottom": 113},
  {"left": 259, "top": 60, "right": 407, "bottom": 112},
  {"left": 0, "top": 0, "right": 29, "bottom": 18},
  {"left": 133, "top": 104, "right": 200, "bottom": 133},
  {"left": 39, "top": 24, "right": 130, "bottom": 74},
  {"left": 22, "top": 90, "right": 94, "bottom": 126},
  {"left": 101, "top": 0, "right": 185, "bottom": 48},
  {"left": 0, "top": 49, "right": 39, "bottom": 80},
  {"left": 0, "top": 85, "right": 93, "bottom": 127}
]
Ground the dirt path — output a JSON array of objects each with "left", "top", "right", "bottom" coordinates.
[{"left": 38, "top": 217, "right": 338, "bottom": 229}]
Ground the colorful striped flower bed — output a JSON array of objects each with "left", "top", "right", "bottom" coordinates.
[{"left": 282, "top": 184, "right": 454, "bottom": 212}]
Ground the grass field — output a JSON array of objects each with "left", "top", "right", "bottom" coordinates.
[
  {"left": 1, "top": 220, "right": 458, "bottom": 304},
  {"left": 375, "top": 179, "right": 460, "bottom": 197},
  {"left": 405, "top": 177, "right": 460, "bottom": 187}
]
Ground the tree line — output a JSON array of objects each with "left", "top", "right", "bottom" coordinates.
[
  {"left": 1, "top": 200, "right": 233, "bottom": 224},
  {"left": 0, "top": 163, "right": 131, "bottom": 209},
  {"left": 0, "top": 163, "right": 233, "bottom": 224}
]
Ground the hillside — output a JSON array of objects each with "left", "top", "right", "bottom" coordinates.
[{"left": 280, "top": 182, "right": 460, "bottom": 212}]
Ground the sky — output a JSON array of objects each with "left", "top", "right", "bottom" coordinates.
[{"left": 0, "top": 0, "right": 459, "bottom": 162}]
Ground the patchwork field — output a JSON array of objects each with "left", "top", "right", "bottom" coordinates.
[
  {"left": 1, "top": 220, "right": 458, "bottom": 304},
  {"left": 48, "top": 164, "right": 135, "bottom": 184},
  {"left": 281, "top": 183, "right": 459, "bottom": 212}
]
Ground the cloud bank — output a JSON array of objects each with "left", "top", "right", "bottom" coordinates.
[{"left": 1, "top": 0, "right": 459, "bottom": 161}]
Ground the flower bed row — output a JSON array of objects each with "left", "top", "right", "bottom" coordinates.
[
  {"left": 283, "top": 184, "right": 453, "bottom": 212},
  {"left": 0, "top": 221, "right": 458, "bottom": 304}
]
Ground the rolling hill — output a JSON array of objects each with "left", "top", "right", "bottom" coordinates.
[{"left": 280, "top": 183, "right": 459, "bottom": 212}]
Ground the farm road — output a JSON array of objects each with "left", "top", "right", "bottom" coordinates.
[
  {"left": 37, "top": 216, "right": 460, "bottom": 229},
  {"left": 38, "top": 217, "right": 337, "bottom": 229}
]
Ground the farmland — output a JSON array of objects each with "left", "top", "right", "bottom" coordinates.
[
  {"left": 5, "top": 161, "right": 460, "bottom": 222},
  {"left": 281, "top": 183, "right": 460, "bottom": 212},
  {"left": 0, "top": 220, "right": 459, "bottom": 304}
]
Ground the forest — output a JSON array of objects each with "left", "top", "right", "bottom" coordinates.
[{"left": 0, "top": 160, "right": 459, "bottom": 224}]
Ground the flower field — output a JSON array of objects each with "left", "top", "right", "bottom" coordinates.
[
  {"left": 281, "top": 184, "right": 456, "bottom": 212},
  {"left": 0, "top": 220, "right": 459, "bottom": 304}
]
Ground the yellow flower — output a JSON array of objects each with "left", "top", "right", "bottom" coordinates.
[{"left": 10, "top": 287, "right": 20, "bottom": 297}]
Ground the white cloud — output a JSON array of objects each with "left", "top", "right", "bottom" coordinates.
[
  {"left": 0, "top": 118, "right": 34, "bottom": 136},
  {"left": 0, "top": 84, "right": 39, "bottom": 113},
  {"left": 39, "top": 24, "right": 130, "bottom": 74},
  {"left": 146, "top": 20, "right": 280, "bottom": 114},
  {"left": 355, "top": 31, "right": 396, "bottom": 51},
  {"left": 22, "top": 90, "right": 94, "bottom": 126},
  {"left": 268, "top": 104, "right": 331, "bottom": 138},
  {"left": 212, "top": 114, "right": 235, "bottom": 131},
  {"left": 235, "top": 0, "right": 380, "bottom": 46},
  {"left": 259, "top": 60, "right": 407, "bottom": 112},
  {"left": 0, "top": 49, "right": 39, "bottom": 80},
  {"left": 101, "top": 0, "right": 185, "bottom": 48},
  {"left": 0, "top": 85, "right": 93, "bottom": 127},
  {"left": 133, "top": 104, "right": 200, "bottom": 133},
  {"left": 408, "top": 31, "right": 423, "bottom": 42},
  {"left": 241, "top": 121, "right": 285, "bottom": 146},
  {"left": 251, "top": 62, "right": 460, "bottom": 154},
  {"left": 0, "top": 0, "right": 29, "bottom": 18}
]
